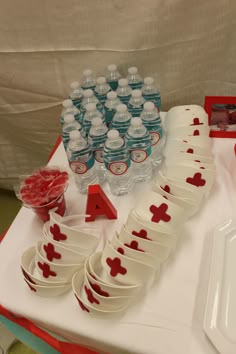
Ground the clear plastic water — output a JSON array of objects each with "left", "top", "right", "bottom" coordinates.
[
  {"left": 104, "top": 91, "right": 121, "bottom": 126},
  {"left": 83, "top": 103, "right": 104, "bottom": 136},
  {"left": 94, "top": 77, "right": 111, "bottom": 105},
  {"left": 125, "top": 117, "right": 152, "bottom": 182},
  {"left": 142, "top": 77, "right": 161, "bottom": 110},
  {"left": 105, "top": 64, "right": 121, "bottom": 90},
  {"left": 111, "top": 104, "right": 131, "bottom": 137},
  {"left": 60, "top": 99, "right": 82, "bottom": 125},
  {"left": 80, "top": 89, "right": 104, "bottom": 115},
  {"left": 88, "top": 117, "right": 108, "bottom": 184},
  {"left": 62, "top": 114, "right": 85, "bottom": 150},
  {"left": 127, "top": 89, "right": 146, "bottom": 117},
  {"left": 103, "top": 130, "right": 133, "bottom": 195},
  {"left": 116, "top": 78, "right": 132, "bottom": 105},
  {"left": 127, "top": 67, "right": 143, "bottom": 90},
  {"left": 66, "top": 130, "right": 98, "bottom": 194},
  {"left": 69, "top": 81, "right": 83, "bottom": 109},
  {"left": 140, "top": 102, "right": 165, "bottom": 166},
  {"left": 81, "top": 69, "right": 96, "bottom": 91}
]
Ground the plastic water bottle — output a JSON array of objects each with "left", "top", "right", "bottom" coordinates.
[
  {"left": 127, "top": 67, "right": 143, "bottom": 89},
  {"left": 103, "top": 130, "right": 133, "bottom": 196},
  {"left": 128, "top": 89, "right": 146, "bottom": 117},
  {"left": 104, "top": 91, "right": 121, "bottom": 126},
  {"left": 125, "top": 117, "right": 152, "bottom": 182},
  {"left": 142, "top": 77, "right": 161, "bottom": 110},
  {"left": 81, "top": 69, "right": 96, "bottom": 91},
  {"left": 105, "top": 64, "right": 121, "bottom": 90},
  {"left": 60, "top": 99, "right": 82, "bottom": 125},
  {"left": 66, "top": 130, "right": 98, "bottom": 194},
  {"left": 140, "top": 102, "right": 164, "bottom": 166},
  {"left": 69, "top": 81, "right": 83, "bottom": 109},
  {"left": 62, "top": 114, "right": 85, "bottom": 150},
  {"left": 80, "top": 89, "right": 103, "bottom": 115},
  {"left": 116, "top": 78, "right": 132, "bottom": 105},
  {"left": 88, "top": 117, "right": 108, "bottom": 184},
  {"left": 94, "top": 77, "right": 111, "bottom": 105},
  {"left": 111, "top": 104, "right": 131, "bottom": 137},
  {"left": 83, "top": 103, "right": 104, "bottom": 136}
]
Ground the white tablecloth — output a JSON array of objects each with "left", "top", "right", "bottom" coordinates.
[{"left": 0, "top": 124, "right": 235, "bottom": 354}]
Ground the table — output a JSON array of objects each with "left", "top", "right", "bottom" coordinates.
[{"left": 0, "top": 122, "right": 235, "bottom": 354}]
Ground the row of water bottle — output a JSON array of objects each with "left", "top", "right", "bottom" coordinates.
[
  {"left": 66, "top": 116, "right": 162, "bottom": 196},
  {"left": 64, "top": 65, "right": 161, "bottom": 112}
]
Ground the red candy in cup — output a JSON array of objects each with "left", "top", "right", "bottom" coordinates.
[{"left": 17, "top": 167, "right": 69, "bottom": 222}]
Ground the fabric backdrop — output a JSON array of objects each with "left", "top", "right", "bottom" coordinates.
[{"left": 0, "top": 0, "right": 235, "bottom": 189}]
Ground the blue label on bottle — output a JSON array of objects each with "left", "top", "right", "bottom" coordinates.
[
  {"left": 104, "top": 107, "right": 116, "bottom": 124},
  {"left": 108, "top": 81, "right": 118, "bottom": 90},
  {"left": 129, "top": 82, "right": 143, "bottom": 90},
  {"left": 118, "top": 95, "right": 131, "bottom": 105},
  {"left": 71, "top": 98, "right": 82, "bottom": 109}
]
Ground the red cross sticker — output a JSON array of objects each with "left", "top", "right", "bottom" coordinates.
[
  {"left": 190, "top": 118, "right": 203, "bottom": 126},
  {"left": 106, "top": 257, "right": 127, "bottom": 277},
  {"left": 84, "top": 285, "right": 100, "bottom": 304},
  {"left": 37, "top": 262, "right": 57, "bottom": 278},
  {"left": 193, "top": 129, "right": 200, "bottom": 136},
  {"left": 150, "top": 203, "right": 171, "bottom": 223},
  {"left": 161, "top": 185, "right": 171, "bottom": 194},
  {"left": 124, "top": 240, "right": 144, "bottom": 252},
  {"left": 24, "top": 280, "right": 36, "bottom": 292},
  {"left": 75, "top": 294, "right": 90, "bottom": 312},
  {"left": 132, "top": 229, "right": 152, "bottom": 240},
  {"left": 43, "top": 243, "right": 61, "bottom": 262},
  {"left": 50, "top": 224, "right": 67, "bottom": 242},
  {"left": 89, "top": 282, "right": 109, "bottom": 297},
  {"left": 186, "top": 173, "right": 206, "bottom": 187}
]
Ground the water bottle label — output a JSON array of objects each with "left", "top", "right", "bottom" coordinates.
[
  {"left": 71, "top": 98, "right": 82, "bottom": 109},
  {"left": 129, "top": 82, "right": 143, "bottom": 90},
  {"left": 104, "top": 107, "right": 116, "bottom": 124},
  {"left": 150, "top": 131, "right": 161, "bottom": 146},
  {"left": 108, "top": 81, "right": 118, "bottom": 91},
  {"left": 106, "top": 159, "right": 130, "bottom": 175},
  {"left": 130, "top": 148, "right": 149, "bottom": 163},
  {"left": 94, "top": 149, "right": 104, "bottom": 163},
  {"left": 69, "top": 155, "right": 94, "bottom": 174}
]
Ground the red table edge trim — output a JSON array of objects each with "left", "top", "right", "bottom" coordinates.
[{"left": 0, "top": 306, "right": 100, "bottom": 354}]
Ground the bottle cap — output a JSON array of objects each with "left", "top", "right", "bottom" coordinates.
[
  {"left": 69, "top": 130, "right": 81, "bottom": 140},
  {"left": 118, "top": 78, "right": 128, "bottom": 87},
  {"left": 85, "top": 102, "right": 96, "bottom": 112},
  {"left": 107, "top": 64, "right": 117, "bottom": 72},
  {"left": 128, "top": 66, "right": 138, "bottom": 74},
  {"left": 70, "top": 81, "right": 80, "bottom": 90},
  {"left": 107, "top": 129, "right": 119, "bottom": 140},
  {"left": 131, "top": 117, "right": 142, "bottom": 127},
  {"left": 83, "top": 69, "right": 93, "bottom": 77},
  {"left": 83, "top": 89, "right": 93, "bottom": 98},
  {"left": 144, "top": 102, "right": 155, "bottom": 111},
  {"left": 96, "top": 77, "right": 106, "bottom": 85},
  {"left": 62, "top": 99, "right": 73, "bottom": 108},
  {"left": 64, "top": 114, "right": 75, "bottom": 124},
  {"left": 144, "top": 77, "right": 154, "bottom": 85},
  {"left": 116, "top": 104, "right": 127, "bottom": 113},
  {"left": 92, "top": 117, "right": 103, "bottom": 127},
  {"left": 107, "top": 91, "right": 117, "bottom": 100},
  {"left": 131, "top": 89, "right": 142, "bottom": 98}
]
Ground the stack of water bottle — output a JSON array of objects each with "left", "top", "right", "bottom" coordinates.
[{"left": 60, "top": 65, "right": 165, "bottom": 196}]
